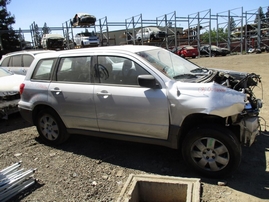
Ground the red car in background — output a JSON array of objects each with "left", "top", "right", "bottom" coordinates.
[{"left": 175, "top": 45, "right": 198, "bottom": 58}]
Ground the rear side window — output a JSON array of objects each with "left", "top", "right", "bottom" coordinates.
[
  {"left": 57, "top": 56, "right": 92, "bottom": 83},
  {"left": 23, "top": 54, "right": 34, "bottom": 67},
  {"left": 11, "top": 55, "right": 22, "bottom": 67},
  {"left": 32, "top": 59, "right": 56, "bottom": 80},
  {"left": 0, "top": 57, "right": 10, "bottom": 66}
]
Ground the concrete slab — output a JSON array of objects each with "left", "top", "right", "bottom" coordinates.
[{"left": 117, "top": 174, "right": 201, "bottom": 202}]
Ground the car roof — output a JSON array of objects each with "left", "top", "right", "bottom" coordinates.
[
  {"left": 33, "top": 45, "right": 161, "bottom": 59},
  {"left": 42, "top": 34, "right": 64, "bottom": 39},
  {"left": 2, "top": 50, "right": 55, "bottom": 57},
  {"left": 76, "top": 13, "right": 95, "bottom": 17}
]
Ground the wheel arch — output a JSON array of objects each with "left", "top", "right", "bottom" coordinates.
[
  {"left": 32, "top": 104, "right": 63, "bottom": 126},
  {"left": 178, "top": 113, "right": 240, "bottom": 148}
]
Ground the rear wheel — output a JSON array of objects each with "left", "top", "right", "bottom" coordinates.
[
  {"left": 182, "top": 124, "right": 242, "bottom": 178},
  {"left": 36, "top": 108, "right": 70, "bottom": 145}
]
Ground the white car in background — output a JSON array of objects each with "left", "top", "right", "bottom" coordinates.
[
  {"left": 0, "top": 67, "right": 25, "bottom": 118},
  {"left": 74, "top": 32, "right": 99, "bottom": 48},
  {"left": 136, "top": 27, "right": 166, "bottom": 42},
  {"left": 0, "top": 50, "right": 55, "bottom": 75}
]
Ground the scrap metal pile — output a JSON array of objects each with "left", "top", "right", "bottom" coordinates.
[{"left": 0, "top": 162, "right": 36, "bottom": 202}]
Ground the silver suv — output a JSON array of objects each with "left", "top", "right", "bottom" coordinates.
[{"left": 18, "top": 45, "right": 263, "bottom": 177}]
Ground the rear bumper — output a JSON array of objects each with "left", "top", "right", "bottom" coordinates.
[{"left": 19, "top": 107, "right": 34, "bottom": 125}]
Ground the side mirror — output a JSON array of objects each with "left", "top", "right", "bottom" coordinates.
[{"left": 138, "top": 75, "right": 159, "bottom": 89}]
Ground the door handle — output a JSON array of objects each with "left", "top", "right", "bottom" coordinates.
[
  {"left": 97, "top": 92, "right": 111, "bottom": 96},
  {"left": 50, "top": 87, "right": 62, "bottom": 95}
]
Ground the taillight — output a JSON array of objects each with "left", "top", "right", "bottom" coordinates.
[{"left": 19, "top": 83, "right": 25, "bottom": 94}]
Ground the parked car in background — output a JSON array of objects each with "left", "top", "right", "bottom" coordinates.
[
  {"left": 0, "top": 67, "right": 25, "bottom": 118},
  {"left": 74, "top": 32, "right": 99, "bottom": 48},
  {"left": 72, "top": 13, "right": 96, "bottom": 27},
  {"left": 220, "top": 47, "right": 231, "bottom": 55},
  {"left": 41, "top": 34, "right": 65, "bottom": 50},
  {"left": 136, "top": 27, "right": 166, "bottom": 42},
  {"left": 0, "top": 50, "right": 55, "bottom": 75},
  {"left": 200, "top": 45, "right": 230, "bottom": 56},
  {"left": 173, "top": 45, "right": 198, "bottom": 58},
  {"left": 19, "top": 45, "right": 263, "bottom": 178}
]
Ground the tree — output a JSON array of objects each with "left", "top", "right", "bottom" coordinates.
[
  {"left": 0, "top": 0, "right": 20, "bottom": 52},
  {"left": 33, "top": 23, "right": 42, "bottom": 48},
  {"left": 201, "top": 28, "right": 228, "bottom": 43},
  {"left": 42, "top": 22, "right": 51, "bottom": 35},
  {"left": 229, "top": 17, "right": 236, "bottom": 31},
  {"left": 266, "top": 6, "right": 269, "bottom": 23},
  {"left": 254, "top": 7, "right": 265, "bottom": 23}
]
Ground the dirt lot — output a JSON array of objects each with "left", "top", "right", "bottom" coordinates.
[{"left": 0, "top": 53, "right": 269, "bottom": 202}]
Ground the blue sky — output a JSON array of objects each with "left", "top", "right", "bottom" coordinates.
[{"left": 6, "top": 0, "right": 269, "bottom": 40}]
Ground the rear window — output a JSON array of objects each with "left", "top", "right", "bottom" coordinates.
[
  {"left": 32, "top": 59, "right": 56, "bottom": 80},
  {"left": 11, "top": 55, "right": 22, "bottom": 67},
  {"left": 0, "top": 57, "right": 10, "bottom": 66},
  {"left": 23, "top": 54, "right": 34, "bottom": 67}
]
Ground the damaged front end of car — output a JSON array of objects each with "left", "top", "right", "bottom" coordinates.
[
  {"left": 169, "top": 67, "right": 263, "bottom": 147},
  {"left": 0, "top": 92, "right": 21, "bottom": 119},
  {"left": 208, "top": 69, "right": 263, "bottom": 146}
]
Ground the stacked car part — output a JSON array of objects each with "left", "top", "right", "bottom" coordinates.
[{"left": 0, "top": 162, "right": 36, "bottom": 202}]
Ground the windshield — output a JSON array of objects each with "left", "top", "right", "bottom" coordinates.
[
  {"left": 83, "top": 32, "right": 96, "bottom": 37},
  {"left": 136, "top": 48, "right": 208, "bottom": 80}
]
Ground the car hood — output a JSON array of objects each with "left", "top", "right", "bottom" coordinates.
[
  {"left": 0, "top": 74, "right": 25, "bottom": 96},
  {"left": 166, "top": 68, "right": 261, "bottom": 124},
  {"left": 168, "top": 81, "right": 245, "bottom": 119}
]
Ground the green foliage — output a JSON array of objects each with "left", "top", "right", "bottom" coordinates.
[
  {"left": 0, "top": 0, "right": 20, "bottom": 51},
  {"left": 201, "top": 28, "right": 228, "bottom": 43},
  {"left": 254, "top": 7, "right": 266, "bottom": 23}
]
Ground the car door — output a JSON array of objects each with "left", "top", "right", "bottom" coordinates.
[
  {"left": 48, "top": 56, "right": 98, "bottom": 131},
  {"left": 74, "top": 34, "right": 80, "bottom": 45},
  {"left": 143, "top": 28, "right": 150, "bottom": 40},
  {"left": 93, "top": 56, "right": 170, "bottom": 140}
]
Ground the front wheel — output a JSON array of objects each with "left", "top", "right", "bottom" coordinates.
[
  {"left": 181, "top": 125, "right": 242, "bottom": 178},
  {"left": 36, "top": 108, "right": 70, "bottom": 145}
]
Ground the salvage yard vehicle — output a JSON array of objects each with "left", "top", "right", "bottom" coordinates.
[
  {"left": 72, "top": 13, "right": 96, "bottom": 27},
  {"left": 136, "top": 27, "right": 166, "bottom": 42},
  {"left": 200, "top": 45, "right": 230, "bottom": 57},
  {"left": 173, "top": 45, "right": 199, "bottom": 58},
  {"left": 74, "top": 32, "right": 99, "bottom": 48},
  {"left": 41, "top": 34, "right": 65, "bottom": 50},
  {"left": 18, "top": 45, "right": 263, "bottom": 177},
  {"left": 0, "top": 67, "right": 25, "bottom": 119},
  {"left": 0, "top": 50, "right": 55, "bottom": 75}
]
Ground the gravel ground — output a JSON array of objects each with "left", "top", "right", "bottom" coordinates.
[{"left": 0, "top": 52, "right": 268, "bottom": 202}]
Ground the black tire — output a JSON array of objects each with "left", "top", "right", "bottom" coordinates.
[
  {"left": 181, "top": 124, "right": 242, "bottom": 178},
  {"left": 36, "top": 108, "right": 70, "bottom": 145}
]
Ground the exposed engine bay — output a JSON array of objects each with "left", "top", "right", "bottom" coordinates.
[{"left": 208, "top": 69, "right": 263, "bottom": 111}]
